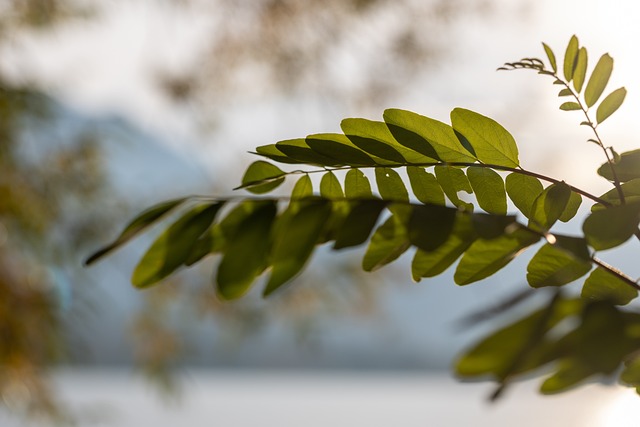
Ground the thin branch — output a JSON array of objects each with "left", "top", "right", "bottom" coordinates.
[{"left": 591, "top": 257, "right": 640, "bottom": 291}]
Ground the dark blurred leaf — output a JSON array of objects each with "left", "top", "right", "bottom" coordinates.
[
  {"left": 582, "top": 268, "right": 638, "bottom": 305},
  {"left": 333, "top": 199, "right": 387, "bottom": 250},
  {"left": 470, "top": 213, "right": 517, "bottom": 239},
  {"left": 450, "top": 108, "right": 519, "bottom": 168},
  {"left": 620, "top": 357, "right": 640, "bottom": 393},
  {"left": 406, "top": 166, "right": 445, "bottom": 205},
  {"left": 132, "top": 202, "right": 222, "bottom": 288},
  {"left": 264, "top": 200, "right": 332, "bottom": 296},
  {"left": 216, "top": 202, "right": 277, "bottom": 300},
  {"left": 583, "top": 202, "right": 640, "bottom": 250},
  {"left": 597, "top": 149, "right": 640, "bottom": 182},
  {"left": 505, "top": 173, "right": 543, "bottom": 219},
  {"left": 593, "top": 178, "right": 640, "bottom": 210},
  {"left": 585, "top": 54, "right": 613, "bottom": 108},
  {"left": 466, "top": 167, "right": 507, "bottom": 215},
  {"left": 363, "top": 207, "right": 411, "bottom": 271},
  {"left": 408, "top": 204, "right": 457, "bottom": 252},
  {"left": 85, "top": 197, "right": 188, "bottom": 265}
]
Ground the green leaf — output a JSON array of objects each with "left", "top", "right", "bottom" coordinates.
[
  {"left": 406, "top": 166, "right": 445, "bottom": 205},
  {"left": 454, "top": 230, "right": 539, "bottom": 285},
  {"left": 375, "top": 167, "right": 409, "bottom": 202},
  {"left": 597, "top": 149, "right": 640, "bottom": 182},
  {"left": 306, "top": 133, "right": 376, "bottom": 166},
  {"left": 341, "top": 118, "right": 410, "bottom": 164},
  {"left": 505, "top": 173, "right": 543, "bottom": 219},
  {"left": 563, "top": 35, "right": 579, "bottom": 81},
  {"left": 291, "top": 174, "right": 313, "bottom": 198},
  {"left": 275, "top": 138, "right": 340, "bottom": 166},
  {"left": 470, "top": 213, "right": 517, "bottom": 240},
  {"left": 582, "top": 268, "right": 638, "bottom": 305},
  {"left": 383, "top": 109, "right": 476, "bottom": 162},
  {"left": 594, "top": 178, "right": 640, "bottom": 209},
  {"left": 528, "top": 182, "right": 572, "bottom": 231},
  {"left": 264, "top": 200, "right": 332, "bottom": 296},
  {"left": 320, "top": 171, "right": 344, "bottom": 199},
  {"left": 583, "top": 202, "right": 640, "bottom": 250},
  {"left": 412, "top": 215, "right": 476, "bottom": 280},
  {"left": 237, "top": 160, "right": 285, "bottom": 194},
  {"left": 333, "top": 199, "right": 387, "bottom": 250},
  {"left": 596, "top": 87, "right": 626, "bottom": 124},
  {"left": 559, "top": 102, "right": 581, "bottom": 111},
  {"left": 434, "top": 165, "right": 473, "bottom": 210},
  {"left": 542, "top": 42, "right": 557, "bottom": 73},
  {"left": 572, "top": 47, "right": 588, "bottom": 93},
  {"left": 344, "top": 169, "right": 373, "bottom": 198},
  {"left": 85, "top": 197, "right": 189, "bottom": 265},
  {"left": 363, "top": 210, "right": 411, "bottom": 272},
  {"left": 216, "top": 202, "right": 277, "bottom": 300},
  {"left": 584, "top": 53, "right": 613, "bottom": 108},
  {"left": 132, "top": 202, "right": 222, "bottom": 288},
  {"left": 466, "top": 167, "right": 507, "bottom": 215},
  {"left": 559, "top": 191, "right": 582, "bottom": 222},
  {"left": 527, "top": 239, "right": 592, "bottom": 288},
  {"left": 407, "top": 204, "right": 457, "bottom": 252},
  {"left": 450, "top": 108, "right": 519, "bottom": 168},
  {"left": 254, "top": 144, "right": 300, "bottom": 164},
  {"left": 558, "top": 88, "right": 573, "bottom": 97},
  {"left": 620, "top": 357, "right": 640, "bottom": 392}
]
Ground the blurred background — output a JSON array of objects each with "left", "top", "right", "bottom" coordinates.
[{"left": 2, "top": 0, "right": 640, "bottom": 425}]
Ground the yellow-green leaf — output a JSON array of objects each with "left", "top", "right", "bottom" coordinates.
[
  {"left": 344, "top": 169, "right": 373, "bottom": 198},
  {"left": 572, "top": 47, "right": 588, "bottom": 93},
  {"left": 596, "top": 87, "right": 626, "bottom": 124},
  {"left": 466, "top": 167, "right": 507, "bottom": 215},
  {"left": 563, "top": 35, "right": 579, "bottom": 81},
  {"left": 320, "top": 171, "right": 344, "bottom": 199},
  {"left": 505, "top": 173, "right": 543, "bottom": 219},
  {"left": 584, "top": 53, "right": 613, "bottom": 108},
  {"left": 406, "top": 166, "right": 445, "bottom": 205},
  {"left": 238, "top": 160, "right": 285, "bottom": 194},
  {"left": 582, "top": 268, "right": 638, "bottom": 305},
  {"left": 542, "top": 42, "right": 557, "bottom": 73}
]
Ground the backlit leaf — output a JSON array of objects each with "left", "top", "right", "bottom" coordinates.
[
  {"left": 450, "top": 108, "right": 519, "bottom": 168},
  {"left": 132, "top": 202, "right": 222, "bottom": 288},
  {"left": 276, "top": 138, "right": 340, "bottom": 166},
  {"left": 238, "top": 160, "right": 285, "bottom": 194},
  {"left": 583, "top": 202, "right": 640, "bottom": 250},
  {"left": 291, "top": 174, "right": 313, "bottom": 198},
  {"left": 582, "top": 268, "right": 637, "bottom": 305},
  {"left": 363, "top": 209, "right": 411, "bottom": 272},
  {"left": 572, "top": 47, "right": 588, "bottom": 93},
  {"left": 383, "top": 109, "right": 476, "bottom": 162},
  {"left": 597, "top": 149, "right": 640, "bottom": 182},
  {"left": 596, "top": 87, "right": 626, "bottom": 124},
  {"left": 594, "top": 178, "right": 640, "bottom": 209},
  {"left": 254, "top": 144, "right": 300, "bottom": 164},
  {"left": 375, "top": 167, "right": 409, "bottom": 202},
  {"left": 559, "top": 191, "right": 582, "bottom": 222},
  {"left": 527, "top": 239, "right": 591, "bottom": 288},
  {"left": 85, "top": 197, "right": 189, "bottom": 265},
  {"left": 542, "top": 42, "right": 557, "bottom": 73},
  {"left": 434, "top": 165, "right": 473, "bottom": 210},
  {"left": 216, "top": 202, "right": 276, "bottom": 300},
  {"left": 341, "top": 118, "right": 423, "bottom": 164},
  {"left": 264, "top": 200, "right": 332, "bottom": 296},
  {"left": 306, "top": 133, "right": 376, "bottom": 166},
  {"left": 320, "top": 171, "right": 344, "bottom": 198},
  {"left": 466, "top": 167, "right": 507, "bottom": 215},
  {"left": 584, "top": 54, "right": 613, "bottom": 108},
  {"left": 344, "top": 169, "right": 373, "bottom": 198},
  {"left": 406, "top": 166, "right": 445, "bottom": 205},
  {"left": 333, "top": 199, "right": 387, "bottom": 250},
  {"left": 528, "top": 182, "right": 571, "bottom": 231},
  {"left": 563, "top": 35, "right": 579, "bottom": 81},
  {"left": 505, "top": 173, "right": 543, "bottom": 219}
]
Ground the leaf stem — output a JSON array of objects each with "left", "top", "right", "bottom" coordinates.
[{"left": 591, "top": 256, "right": 640, "bottom": 291}]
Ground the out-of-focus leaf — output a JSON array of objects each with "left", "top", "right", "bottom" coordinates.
[
  {"left": 582, "top": 267, "right": 638, "bottom": 305},
  {"left": 454, "top": 230, "right": 539, "bottom": 285},
  {"left": 276, "top": 138, "right": 340, "bottom": 166},
  {"left": 466, "top": 167, "right": 507, "bottom": 215},
  {"left": 306, "top": 133, "right": 376, "bottom": 166},
  {"left": 594, "top": 178, "right": 640, "bottom": 210},
  {"left": 375, "top": 167, "right": 409, "bottom": 202},
  {"left": 528, "top": 182, "right": 571, "bottom": 231},
  {"left": 559, "top": 191, "right": 582, "bottom": 222},
  {"left": 383, "top": 109, "right": 476, "bottom": 162},
  {"left": 412, "top": 214, "right": 476, "bottom": 280},
  {"left": 558, "top": 88, "right": 573, "bottom": 97},
  {"left": 132, "top": 202, "right": 222, "bottom": 288},
  {"left": 527, "top": 238, "right": 592, "bottom": 288},
  {"left": 344, "top": 169, "right": 373, "bottom": 198},
  {"left": 450, "top": 108, "right": 519, "bottom": 168},
  {"left": 542, "top": 42, "right": 557, "bottom": 73},
  {"left": 333, "top": 199, "right": 387, "bottom": 250},
  {"left": 620, "top": 356, "right": 640, "bottom": 393},
  {"left": 291, "top": 174, "right": 313, "bottom": 198},
  {"left": 596, "top": 87, "right": 627, "bottom": 124},
  {"left": 363, "top": 208, "right": 411, "bottom": 271},
  {"left": 406, "top": 166, "right": 445, "bottom": 205},
  {"left": 237, "top": 161, "right": 285, "bottom": 194},
  {"left": 505, "top": 173, "right": 544, "bottom": 219},
  {"left": 597, "top": 149, "right": 640, "bottom": 182},
  {"left": 434, "top": 165, "right": 473, "bottom": 210},
  {"left": 264, "top": 200, "right": 332, "bottom": 296},
  {"left": 407, "top": 204, "right": 457, "bottom": 252},
  {"left": 85, "top": 197, "right": 189, "bottom": 265},
  {"left": 585, "top": 53, "right": 613, "bottom": 108},
  {"left": 572, "top": 47, "right": 588, "bottom": 93},
  {"left": 559, "top": 102, "right": 581, "bottom": 111},
  {"left": 320, "top": 171, "right": 344, "bottom": 199},
  {"left": 583, "top": 202, "right": 640, "bottom": 250},
  {"left": 563, "top": 35, "right": 579, "bottom": 81},
  {"left": 216, "top": 202, "right": 276, "bottom": 300},
  {"left": 470, "top": 213, "right": 517, "bottom": 240}
]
